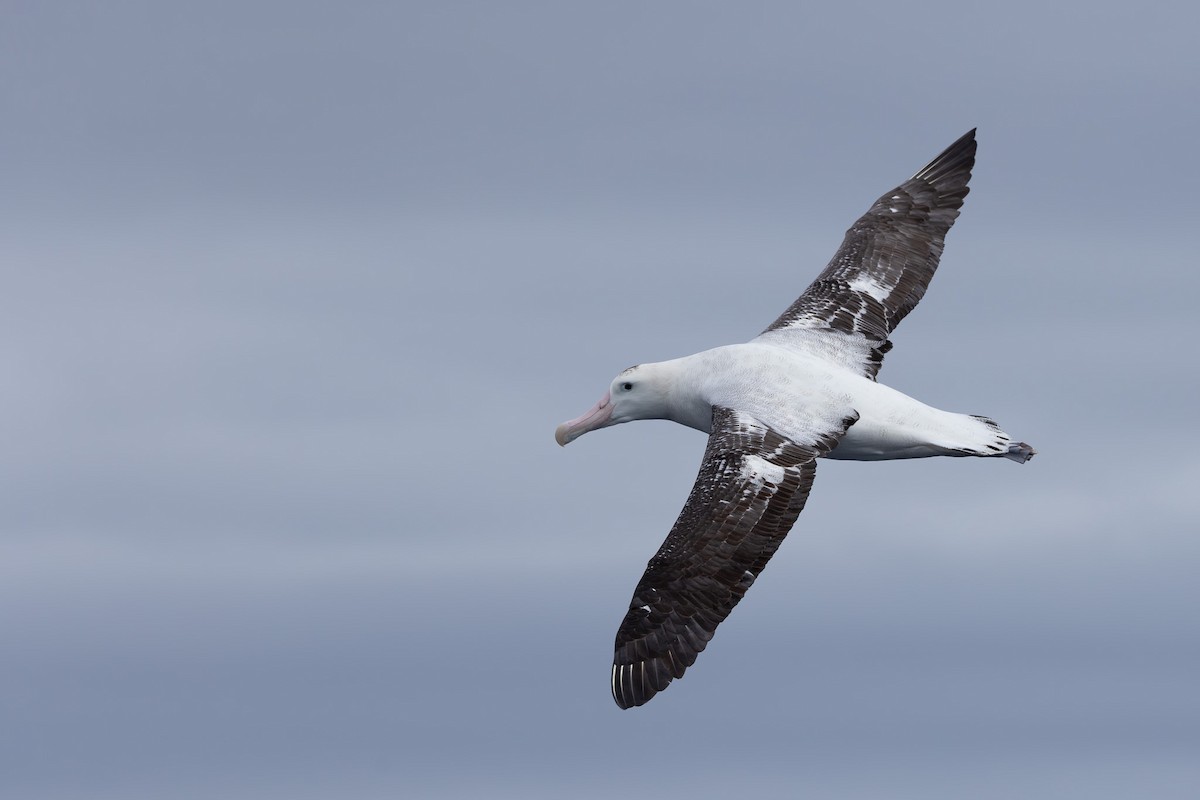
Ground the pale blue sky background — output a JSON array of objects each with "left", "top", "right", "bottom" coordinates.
[{"left": 2, "top": 2, "right": 1199, "bottom": 798}]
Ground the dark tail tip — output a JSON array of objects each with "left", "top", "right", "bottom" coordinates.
[{"left": 1005, "top": 442, "right": 1036, "bottom": 463}]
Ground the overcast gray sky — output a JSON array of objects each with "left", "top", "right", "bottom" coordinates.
[{"left": 2, "top": 2, "right": 1199, "bottom": 798}]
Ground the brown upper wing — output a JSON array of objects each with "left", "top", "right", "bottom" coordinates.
[
  {"left": 757, "top": 129, "right": 976, "bottom": 379},
  {"left": 611, "top": 406, "right": 857, "bottom": 709}
]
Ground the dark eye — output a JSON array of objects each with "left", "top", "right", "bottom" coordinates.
[{"left": 622, "top": 382, "right": 633, "bottom": 391}]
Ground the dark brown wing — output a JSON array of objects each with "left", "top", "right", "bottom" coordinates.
[
  {"left": 757, "top": 129, "right": 976, "bottom": 379},
  {"left": 611, "top": 406, "right": 857, "bottom": 709}
]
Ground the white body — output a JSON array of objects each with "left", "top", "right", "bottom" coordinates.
[{"left": 645, "top": 342, "right": 1010, "bottom": 460}]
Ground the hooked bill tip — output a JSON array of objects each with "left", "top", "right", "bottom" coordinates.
[{"left": 555, "top": 391, "right": 612, "bottom": 448}]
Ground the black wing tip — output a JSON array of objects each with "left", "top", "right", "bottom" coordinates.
[
  {"left": 612, "top": 643, "right": 696, "bottom": 708},
  {"left": 912, "top": 128, "right": 977, "bottom": 188},
  {"left": 612, "top": 660, "right": 669, "bottom": 709}
]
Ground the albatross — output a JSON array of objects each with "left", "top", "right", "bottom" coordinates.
[{"left": 555, "top": 129, "right": 1035, "bottom": 709}]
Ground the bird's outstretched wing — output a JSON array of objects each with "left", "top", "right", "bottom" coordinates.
[
  {"left": 611, "top": 406, "right": 858, "bottom": 708},
  {"left": 756, "top": 129, "right": 977, "bottom": 379}
]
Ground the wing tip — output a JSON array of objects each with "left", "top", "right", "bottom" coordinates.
[
  {"left": 612, "top": 661, "right": 656, "bottom": 709},
  {"left": 612, "top": 656, "right": 680, "bottom": 709},
  {"left": 911, "top": 128, "right": 977, "bottom": 189}
]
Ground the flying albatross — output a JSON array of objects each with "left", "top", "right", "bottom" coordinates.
[{"left": 555, "top": 129, "right": 1035, "bottom": 709}]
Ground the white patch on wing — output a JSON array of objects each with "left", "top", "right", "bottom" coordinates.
[
  {"left": 755, "top": 329, "right": 878, "bottom": 376},
  {"left": 740, "top": 453, "right": 787, "bottom": 487},
  {"left": 847, "top": 273, "right": 890, "bottom": 302}
]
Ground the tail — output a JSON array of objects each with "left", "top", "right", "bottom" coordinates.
[
  {"left": 971, "top": 415, "right": 1036, "bottom": 463},
  {"left": 1004, "top": 441, "right": 1037, "bottom": 463}
]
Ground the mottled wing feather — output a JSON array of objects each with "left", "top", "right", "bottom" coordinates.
[
  {"left": 611, "top": 406, "right": 858, "bottom": 709},
  {"left": 757, "top": 129, "right": 977, "bottom": 379}
]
